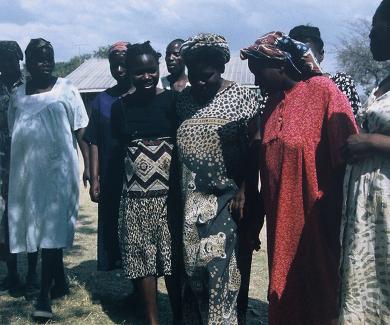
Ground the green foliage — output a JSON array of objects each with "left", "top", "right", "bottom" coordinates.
[
  {"left": 53, "top": 44, "right": 111, "bottom": 78},
  {"left": 54, "top": 53, "right": 91, "bottom": 77},
  {"left": 93, "top": 45, "right": 111, "bottom": 58},
  {"left": 335, "top": 19, "right": 390, "bottom": 96}
]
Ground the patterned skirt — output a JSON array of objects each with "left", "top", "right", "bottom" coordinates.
[{"left": 118, "top": 195, "right": 172, "bottom": 279}]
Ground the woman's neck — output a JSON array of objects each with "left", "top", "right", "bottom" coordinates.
[
  {"left": 109, "top": 82, "right": 134, "bottom": 97},
  {"left": 27, "top": 76, "right": 57, "bottom": 95},
  {"left": 168, "top": 70, "right": 187, "bottom": 84}
]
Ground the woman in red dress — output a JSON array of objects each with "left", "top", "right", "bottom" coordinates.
[{"left": 241, "top": 32, "right": 358, "bottom": 324}]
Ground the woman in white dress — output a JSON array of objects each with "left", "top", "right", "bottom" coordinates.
[
  {"left": 7, "top": 38, "right": 89, "bottom": 320},
  {"left": 340, "top": 1, "right": 390, "bottom": 323}
]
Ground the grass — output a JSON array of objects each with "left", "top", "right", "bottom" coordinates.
[{"left": 0, "top": 184, "right": 269, "bottom": 324}]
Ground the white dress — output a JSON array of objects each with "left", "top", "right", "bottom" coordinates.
[
  {"left": 340, "top": 89, "right": 390, "bottom": 324},
  {"left": 7, "top": 78, "right": 88, "bottom": 253}
]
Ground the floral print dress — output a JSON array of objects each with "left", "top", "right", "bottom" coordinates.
[{"left": 340, "top": 89, "right": 390, "bottom": 324}]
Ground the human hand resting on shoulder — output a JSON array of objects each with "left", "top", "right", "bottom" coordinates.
[{"left": 342, "top": 133, "right": 374, "bottom": 163}]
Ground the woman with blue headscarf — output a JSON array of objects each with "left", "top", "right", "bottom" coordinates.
[{"left": 241, "top": 32, "right": 358, "bottom": 324}]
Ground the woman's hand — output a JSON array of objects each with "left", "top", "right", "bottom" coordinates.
[
  {"left": 89, "top": 179, "right": 100, "bottom": 203},
  {"left": 229, "top": 185, "right": 246, "bottom": 222},
  {"left": 342, "top": 133, "right": 373, "bottom": 163},
  {"left": 83, "top": 167, "right": 90, "bottom": 188}
]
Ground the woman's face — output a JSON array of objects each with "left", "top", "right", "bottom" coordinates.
[
  {"left": 109, "top": 51, "right": 128, "bottom": 83},
  {"left": 187, "top": 61, "right": 223, "bottom": 101},
  {"left": 306, "top": 41, "right": 324, "bottom": 64},
  {"left": 131, "top": 54, "right": 159, "bottom": 92},
  {"left": 165, "top": 42, "right": 185, "bottom": 75},
  {"left": 248, "top": 58, "right": 284, "bottom": 93},
  {"left": 28, "top": 47, "right": 55, "bottom": 80},
  {"left": 370, "top": 10, "right": 390, "bottom": 61}
]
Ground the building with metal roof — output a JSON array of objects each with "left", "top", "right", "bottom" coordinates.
[{"left": 66, "top": 55, "right": 255, "bottom": 94}]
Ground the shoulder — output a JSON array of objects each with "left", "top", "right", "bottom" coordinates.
[
  {"left": 331, "top": 72, "right": 357, "bottom": 89},
  {"left": 305, "top": 76, "right": 342, "bottom": 96},
  {"left": 177, "top": 86, "right": 192, "bottom": 104},
  {"left": 57, "top": 77, "right": 81, "bottom": 96},
  {"left": 233, "top": 83, "right": 259, "bottom": 100},
  {"left": 160, "top": 76, "right": 170, "bottom": 89},
  {"left": 159, "top": 89, "right": 176, "bottom": 100},
  {"left": 331, "top": 72, "right": 354, "bottom": 83},
  {"left": 306, "top": 75, "right": 335, "bottom": 88}
]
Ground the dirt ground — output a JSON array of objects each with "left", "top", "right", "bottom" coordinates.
[{"left": 0, "top": 184, "right": 269, "bottom": 324}]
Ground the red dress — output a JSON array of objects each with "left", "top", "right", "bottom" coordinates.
[{"left": 260, "top": 76, "right": 358, "bottom": 325}]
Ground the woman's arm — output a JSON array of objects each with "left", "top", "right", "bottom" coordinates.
[
  {"left": 89, "top": 144, "right": 100, "bottom": 202},
  {"left": 342, "top": 133, "right": 390, "bottom": 163},
  {"left": 75, "top": 127, "right": 90, "bottom": 187}
]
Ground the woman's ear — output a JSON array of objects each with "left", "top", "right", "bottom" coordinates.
[
  {"left": 278, "top": 65, "right": 286, "bottom": 75},
  {"left": 319, "top": 49, "right": 324, "bottom": 63}
]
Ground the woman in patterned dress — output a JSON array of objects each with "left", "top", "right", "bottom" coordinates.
[
  {"left": 340, "top": 1, "right": 390, "bottom": 323},
  {"left": 289, "top": 25, "right": 362, "bottom": 118},
  {"left": 241, "top": 32, "right": 358, "bottom": 324},
  {"left": 176, "top": 33, "right": 260, "bottom": 324},
  {"left": 111, "top": 42, "right": 179, "bottom": 325}
]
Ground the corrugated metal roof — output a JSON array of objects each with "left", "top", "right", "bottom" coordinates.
[{"left": 66, "top": 55, "right": 255, "bottom": 93}]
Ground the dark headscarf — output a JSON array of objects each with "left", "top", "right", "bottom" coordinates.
[
  {"left": 240, "top": 31, "right": 323, "bottom": 77},
  {"left": 25, "top": 38, "right": 53, "bottom": 60},
  {"left": 0, "top": 41, "right": 23, "bottom": 61},
  {"left": 180, "top": 33, "right": 230, "bottom": 64}
]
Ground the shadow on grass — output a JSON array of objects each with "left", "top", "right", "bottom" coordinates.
[
  {"left": 75, "top": 213, "right": 96, "bottom": 236},
  {"left": 68, "top": 260, "right": 174, "bottom": 324},
  {"left": 0, "top": 299, "right": 32, "bottom": 325}
]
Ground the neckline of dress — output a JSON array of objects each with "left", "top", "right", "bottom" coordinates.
[
  {"left": 216, "top": 81, "right": 236, "bottom": 97},
  {"left": 372, "top": 87, "right": 390, "bottom": 102},
  {"left": 189, "top": 81, "right": 236, "bottom": 107},
  {"left": 24, "top": 77, "right": 60, "bottom": 97}
]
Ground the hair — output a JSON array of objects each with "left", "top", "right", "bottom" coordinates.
[
  {"left": 377, "top": 0, "right": 390, "bottom": 23},
  {"left": 183, "top": 47, "right": 226, "bottom": 73},
  {"left": 167, "top": 38, "right": 185, "bottom": 48},
  {"left": 126, "top": 41, "right": 161, "bottom": 68},
  {"left": 289, "top": 25, "right": 324, "bottom": 53}
]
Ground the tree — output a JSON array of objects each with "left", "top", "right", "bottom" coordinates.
[
  {"left": 93, "top": 45, "right": 111, "bottom": 59},
  {"left": 54, "top": 53, "right": 91, "bottom": 77},
  {"left": 53, "top": 44, "right": 111, "bottom": 77},
  {"left": 335, "top": 19, "right": 390, "bottom": 96}
]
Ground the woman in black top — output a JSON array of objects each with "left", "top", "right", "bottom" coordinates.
[{"left": 111, "top": 42, "right": 179, "bottom": 325}]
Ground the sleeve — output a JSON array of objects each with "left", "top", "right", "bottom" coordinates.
[
  {"left": 326, "top": 79, "right": 359, "bottom": 168},
  {"left": 111, "top": 99, "right": 123, "bottom": 141},
  {"left": 64, "top": 80, "right": 89, "bottom": 131},
  {"left": 83, "top": 96, "right": 100, "bottom": 145},
  {"left": 7, "top": 93, "right": 16, "bottom": 134},
  {"left": 332, "top": 73, "right": 362, "bottom": 118}
]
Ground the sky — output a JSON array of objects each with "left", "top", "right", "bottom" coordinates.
[{"left": 0, "top": 0, "right": 381, "bottom": 73}]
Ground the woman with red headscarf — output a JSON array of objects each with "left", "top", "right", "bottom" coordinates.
[{"left": 241, "top": 32, "right": 358, "bottom": 324}]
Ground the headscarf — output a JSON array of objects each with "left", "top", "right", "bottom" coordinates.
[
  {"left": 25, "top": 38, "right": 53, "bottom": 60},
  {"left": 240, "top": 31, "right": 323, "bottom": 77},
  {"left": 0, "top": 41, "right": 23, "bottom": 61},
  {"left": 180, "top": 33, "right": 230, "bottom": 64},
  {"left": 108, "top": 41, "right": 129, "bottom": 56}
]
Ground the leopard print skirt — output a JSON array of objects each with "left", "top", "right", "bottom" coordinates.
[{"left": 118, "top": 195, "right": 172, "bottom": 279}]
